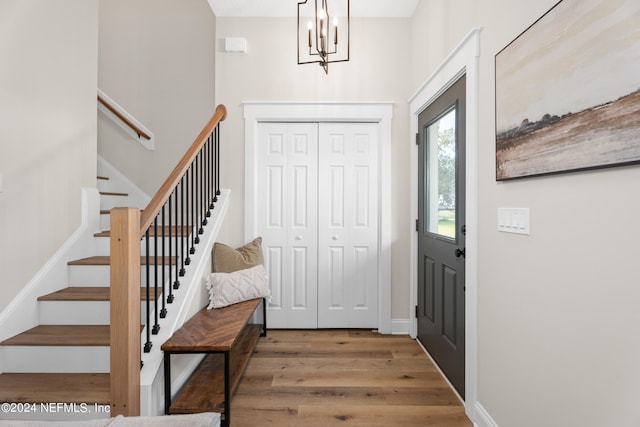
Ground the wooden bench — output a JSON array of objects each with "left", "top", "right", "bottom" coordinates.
[{"left": 161, "top": 298, "right": 266, "bottom": 427}]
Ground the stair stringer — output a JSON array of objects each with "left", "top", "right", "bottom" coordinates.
[
  {"left": 0, "top": 187, "right": 102, "bottom": 373},
  {"left": 139, "top": 189, "right": 230, "bottom": 416}
]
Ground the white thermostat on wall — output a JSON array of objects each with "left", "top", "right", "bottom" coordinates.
[{"left": 225, "top": 37, "right": 247, "bottom": 53}]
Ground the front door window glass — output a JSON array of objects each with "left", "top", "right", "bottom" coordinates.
[{"left": 424, "top": 108, "right": 456, "bottom": 239}]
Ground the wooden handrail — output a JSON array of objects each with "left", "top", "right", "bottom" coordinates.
[
  {"left": 98, "top": 94, "right": 152, "bottom": 140},
  {"left": 139, "top": 104, "right": 227, "bottom": 237}
]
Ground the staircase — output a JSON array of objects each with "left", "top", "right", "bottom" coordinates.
[
  {"left": 0, "top": 105, "right": 228, "bottom": 419},
  {"left": 0, "top": 176, "right": 155, "bottom": 417},
  {"left": 0, "top": 178, "right": 229, "bottom": 419}
]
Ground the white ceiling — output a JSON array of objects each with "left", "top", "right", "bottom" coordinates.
[{"left": 208, "top": 0, "right": 419, "bottom": 17}]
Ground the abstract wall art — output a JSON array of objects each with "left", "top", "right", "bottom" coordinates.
[{"left": 495, "top": 0, "right": 640, "bottom": 180}]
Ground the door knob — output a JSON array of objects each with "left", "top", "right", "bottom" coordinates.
[
  {"left": 295, "top": 235, "right": 302, "bottom": 240},
  {"left": 455, "top": 248, "right": 466, "bottom": 258},
  {"left": 332, "top": 235, "right": 339, "bottom": 240}
]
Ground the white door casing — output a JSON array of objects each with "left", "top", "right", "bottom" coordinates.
[
  {"left": 409, "top": 28, "right": 481, "bottom": 420},
  {"left": 244, "top": 102, "right": 392, "bottom": 334}
]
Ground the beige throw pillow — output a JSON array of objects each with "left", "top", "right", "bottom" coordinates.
[
  {"left": 205, "top": 264, "right": 271, "bottom": 309},
  {"left": 213, "top": 237, "right": 264, "bottom": 273}
]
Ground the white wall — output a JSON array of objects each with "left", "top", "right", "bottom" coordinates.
[
  {"left": 215, "top": 17, "right": 413, "bottom": 319},
  {"left": 412, "top": 1, "right": 640, "bottom": 426},
  {"left": 98, "top": 0, "right": 216, "bottom": 197},
  {"left": 0, "top": 0, "right": 98, "bottom": 313}
]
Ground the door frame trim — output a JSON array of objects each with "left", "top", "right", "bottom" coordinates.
[
  {"left": 243, "top": 101, "right": 394, "bottom": 334},
  {"left": 409, "top": 28, "right": 481, "bottom": 420}
]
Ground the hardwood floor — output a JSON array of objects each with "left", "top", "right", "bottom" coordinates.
[{"left": 231, "top": 329, "right": 471, "bottom": 426}]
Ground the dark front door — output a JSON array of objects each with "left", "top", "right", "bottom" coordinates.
[{"left": 417, "top": 75, "right": 466, "bottom": 398}]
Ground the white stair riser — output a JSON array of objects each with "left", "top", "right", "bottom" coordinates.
[
  {"left": 39, "top": 300, "right": 163, "bottom": 325},
  {"left": 100, "top": 212, "right": 206, "bottom": 234},
  {"left": 140, "top": 236, "right": 199, "bottom": 258},
  {"left": 2, "top": 346, "right": 109, "bottom": 373},
  {"left": 97, "top": 178, "right": 118, "bottom": 194},
  {"left": 99, "top": 194, "right": 135, "bottom": 211},
  {"left": 95, "top": 235, "right": 196, "bottom": 257},
  {"left": 94, "top": 237, "right": 110, "bottom": 254},
  {"left": 68, "top": 265, "right": 178, "bottom": 286},
  {"left": 100, "top": 214, "right": 110, "bottom": 230}
]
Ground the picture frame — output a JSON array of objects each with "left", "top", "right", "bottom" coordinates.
[{"left": 495, "top": 0, "right": 640, "bottom": 180}]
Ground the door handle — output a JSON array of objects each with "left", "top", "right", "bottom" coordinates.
[
  {"left": 455, "top": 248, "right": 466, "bottom": 258},
  {"left": 295, "top": 235, "right": 302, "bottom": 241},
  {"left": 332, "top": 235, "right": 339, "bottom": 240}
]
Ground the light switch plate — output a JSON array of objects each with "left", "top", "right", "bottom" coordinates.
[{"left": 498, "top": 207, "right": 530, "bottom": 235}]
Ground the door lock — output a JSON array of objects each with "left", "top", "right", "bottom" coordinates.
[{"left": 455, "top": 248, "right": 466, "bottom": 258}]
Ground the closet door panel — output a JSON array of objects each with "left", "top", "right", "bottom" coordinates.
[
  {"left": 257, "top": 123, "right": 318, "bottom": 328},
  {"left": 318, "top": 123, "right": 379, "bottom": 328}
]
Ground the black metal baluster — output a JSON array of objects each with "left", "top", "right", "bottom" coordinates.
[
  {"left": 189, "top": 163, "right": 197, "bottom": 251},
  {"left": 174, "top": 183, "right": 182, "bottom": 288},
  {"left": 194, "top": 156, "right": 201, "bottom": 244},
  {"left": 206, "top": 136, "right": 212, "bottom": 217},
  {"left": 209, "top": 130, "right": 216, "bottom": 209},
  {"left": 152, "top": 218, "right": 160, "bottom": 335},
  {"left": 144, "top": 228, "right": 152, "bottom": 353},
  {"left": 184, "top": 169, "right": 193, "bottom": 265},
  {"left": 201, "top": 148, "right": 207, "bottom": 227},
  {"left": 160, "top": 205, "right": 167, "bottom": 318},
  {"left": 168, "top": 193, "right": 175, "bottom": 301},
  {"left": 215, "top": 124, "right": 220, "bottom": 198}
]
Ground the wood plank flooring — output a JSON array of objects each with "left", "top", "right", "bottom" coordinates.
[{"left": 230, "top": 330, "right": 471, "bottom": 427}]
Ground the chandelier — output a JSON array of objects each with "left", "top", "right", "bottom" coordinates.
[{"left": 297, "top": 0, "right": 350, "bottom": 74}]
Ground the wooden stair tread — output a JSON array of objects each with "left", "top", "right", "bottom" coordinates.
[
  {"left": 94, "top": 225, "right": 191, "bottom": 238},
  {"left": 1, "top": 324, "right": 144, "bottom": 346},
  {"left": 1, "top": 325, "right": 111, "bottom": 346},
  {"left": 99, "top": 191, "right": 128, "bottom": 197},
  {"left": 0, "top": 373, "right": 110, "bottom": 404},
  {"left": 68, "top": 255, "right": 177, "bottom": 266},
  {"left": 162, "top": 298, "right": 261, "bottom": 352},
  {"left": 38, "top": 286, "right": 161, "bottom": 302},
  {"left": 169, "top": 324, "right": 262, "bottom": 414},
  {"left": 97, "top": 176, "right": 109, "bottom": 181}
]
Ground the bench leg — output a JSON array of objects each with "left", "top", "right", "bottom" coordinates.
[
  {"left": 224, "top": 351, "right": 230, "bottom": 427},
  {"left": 163, "top": 353, "right": 171, "bottom": 415},
  {"left": 261, "top": 297, "right": 267, "bottom": 337}
]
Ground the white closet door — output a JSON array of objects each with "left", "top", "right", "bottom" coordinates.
[
  {"left": 257, "top": 123, "right": 318, "bottom": 328},
  {"left": 317, "top": 123, "right": 379, "bottom": 328}
]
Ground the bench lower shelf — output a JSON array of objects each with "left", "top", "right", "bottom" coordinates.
[
  {"left": 168, "top": 323, "right": 262, "bottom": 414},
  {"left": 162, "top": 298, "right": 266, "bottom": 427}
]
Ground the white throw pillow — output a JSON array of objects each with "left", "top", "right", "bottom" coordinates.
[{"left": 205, "top": 264, "right": 271, "bottom": 309}]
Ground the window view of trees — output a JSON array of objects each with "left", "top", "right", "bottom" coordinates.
[
  {"left": 430, "top": 109, "right": 456, "bottom": 239},
  {"left": 438, "top": 125, "right": 456, "bottom": 210}
]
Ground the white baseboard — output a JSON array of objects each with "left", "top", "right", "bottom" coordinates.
[
  {"left": 391, "top": 318, "right": 412, "bottom": 335},
  {"left": 473, "top": 402, "right": 499, "bottom": 427}
]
